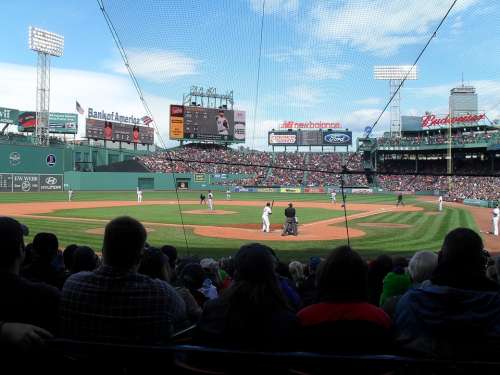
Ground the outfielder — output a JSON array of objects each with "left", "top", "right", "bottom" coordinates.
[
  {"left": 262, "top": 202, "right": 272, "bottom": 233},
  {"left": 438, "top": 196, "right": 443, "bottom": 212},
  {"left": 396, "top": 193, "right": 404, "bottom": 207},
  {"left": 137, "top": 187, "right": 143, "bottom": 203},
  {"left": 208, "top": 190, "right": 214, "bottom": 210},
  {"left": 331, "top": 191, "right": 337, "bottom": 204},
  {"left": 492, "top": 203, "right": 499, "bottom": 236},
  {"left": 226, "top": 189, "right": 231, "bottom": 200},
  {"left": 68, "top": 188, "right": 73, "bottom": 202}
]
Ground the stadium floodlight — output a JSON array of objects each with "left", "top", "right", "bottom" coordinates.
[
  {"left": 29, "top": 26, "right": 64, "bottom": 146},
  {"left": 29, "top": 26, "right": 64, "bottom": 56},
  {"left": 374, "top": 66, "right": 418, "bottom": 138}
]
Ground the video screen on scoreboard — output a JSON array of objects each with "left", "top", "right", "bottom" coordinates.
[
  {"left": 85, "top": 118, "right": 154, "bottom": 144},
  {"left": 169, "top": 105, "right": 246, "bottom": 142}
]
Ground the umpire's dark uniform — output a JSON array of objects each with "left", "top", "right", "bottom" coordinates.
[{"left": 282, "top": 205, "right": 298, "bottom": 236}]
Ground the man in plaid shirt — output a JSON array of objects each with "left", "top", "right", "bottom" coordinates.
[{"left": 59, "top": 216, "right": 186, "bottom": 343}]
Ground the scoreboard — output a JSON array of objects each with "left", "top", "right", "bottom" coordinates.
[{"left": 85, "top": 119, "right": 154, "bottom": 144}]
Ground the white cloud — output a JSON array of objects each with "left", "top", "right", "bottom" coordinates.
[
  {"left": 342, "top": 108, "right": 390, "bottom": 132},
  {"left": 0, "top": 62, "right": 178, "bottom": 147},
  {"left": 303, "top": 63, "right": 351, "bottom": 80},
  {"left": 354, "top": 97, "right": 382, "bottom": 106},
  {"left": 287, "top": 85, "right": 323, "bottom": 107},
  {"left": 111, "top": 48, "right": 201, "bottom": 83},
  {"left": 308, "top": 0, "right": 478, "bottom": 56},
  {"left": 249, "top": 0, "right": 299, "bottom": 14}
]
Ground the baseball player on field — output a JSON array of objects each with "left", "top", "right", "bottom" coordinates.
[
  {"left": 438, "top": 195, "right": 443, "bottom": 212},
  {"left": 492, "top": 203, "right": 499, "bottom": 236},
  {"left": 262, "top": 202, "right": 272, "bottom": 233},
  {"left": 68, "top": 188, "right": 73, "bottom": 202},
  {"left": 136, "top": 187, "right": 143, "bottom": 203},
  {"left": 331, "top": 191, "right": 337, "bottom": 204},
  {"left": 208, "top": 190, "right": 214, "bottom": 210},
  {"left": 226, "top": 189, "right": 231, "bottom": 200}
]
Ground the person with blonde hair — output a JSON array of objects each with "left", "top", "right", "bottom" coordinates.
[{"left": 289, "top": 260, "right": 305, "bottom": 289}]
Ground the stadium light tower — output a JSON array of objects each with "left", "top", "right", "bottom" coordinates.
[
  {"left": 29, "top": 26, "right": 64, "bottom": 146},
  {"left": 374, "top": 65, "right": 418, "bottom": 137}
]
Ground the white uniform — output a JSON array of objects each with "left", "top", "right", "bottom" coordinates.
[
  {"left": 492, "top": 207, "right": 499, "bottom": 236},
  {"left": 208, "top": 192, "right": 214, "bottom": 210},
  {"left": 137, "top": 188, "right": 143, "bottom": 203},
  {"left": 262, "top": 206, "right": 272, "bottom": 232},
  {"left": 331, "top": 191, "right": 337, "bottom": 204},
  {"left": 438, "top": 196, "right": 443, "bottom": 212},
  {"left": 68, "top": 189, "right": 73, "bottom": 202},
  {"left": 216, "top": 115, "right": 229, "bottom": 135},
  {"left": 226, "top": 190, "right": 231, "bottom": 200}
]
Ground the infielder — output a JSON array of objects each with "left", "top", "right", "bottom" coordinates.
[
  {"left": 492, "top": 203, "right": 499, "bottom": 236},
  {"left": 68, "top": 188, "right": 73, "bottom": 202},
  {"left": 208, "top": 190, "right": 214, "bottom": 210},
  {"left": 438, "top": 196, "right": 443, "bottom": 212},
  {"left": 262, "top": 202, "right": 272, "bottom": 233},
  {"left": 137, "top": 187, "right": 143, "bottom": 203},
  {"left": 331, "top": 191, "right": 337, "bottom": 204},
  {"left": 226, "top": 189, "right": 231, "bottom": 200},
  {"left": 200, "top": 193, "right": 206, "bottom": 205},
  {"left": 396, "top": 193, "right": 404, "bottom": 207}
]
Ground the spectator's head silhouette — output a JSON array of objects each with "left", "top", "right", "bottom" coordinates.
[
  {"left": 0, "top": 217, "right": 25, "bottom": 270},
  {"left": 138, "top": 247, "right": 170, "bottom": 281},
  {"left": 63, "top": 244, "right": 78, "bottom": 271},
  {"left": 408, "top": 251, "right": 438, "bottom": 284},
  {"left": 32, "top": 232, "right": 58, "bottom": 263},
  {"left": 318, "top": 246, "right": 368, "bottom": 302},
  {"left": 160, "top": 245, "right": 178, "bottom": 270},
  {"left": 103, "top": 216, "right": 147, "bottom": 269},
  {"left": 71, "top": 246, "right": 99, "bottom": 273}
]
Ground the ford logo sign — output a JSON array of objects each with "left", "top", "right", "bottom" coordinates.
[{"left": 324, "top": 133, "right": 351, "bottom": 144}]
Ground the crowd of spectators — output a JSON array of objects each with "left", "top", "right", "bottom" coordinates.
[
  {"left": 378, "top": 131, "right": 500, "bottom": 147},
  {"left": 2, "top": 215, "right": 500, "bottom": 367}
]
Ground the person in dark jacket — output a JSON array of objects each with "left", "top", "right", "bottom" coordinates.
[
  {"left": 282, "top": 203, "right": 298, "bottom": 236},
  {"left": 196, "top": 243, "right": 298, "bottom": 350},
  {"left": 395, "top": 228, "right": 500, "bottom": 359}
]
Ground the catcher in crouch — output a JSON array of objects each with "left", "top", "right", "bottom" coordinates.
[{"left": 282, "top": 202, "right": 298, "bottom": 236}]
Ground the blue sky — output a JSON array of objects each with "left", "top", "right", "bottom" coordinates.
[{"left": 0, "top": 0, "right": 499, "bottom": 149}]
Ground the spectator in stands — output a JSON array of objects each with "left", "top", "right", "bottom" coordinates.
[
  {"left": 70, "top": 246, "right": 99, "bottom": 274},
  {"left": 196, "top": 243, "right": 299, "bottom": 350},
  {"left": 138, "top": 247, "right": 171, "bottom": 281},
  {"left": 382, "top": 251, "right": 438, "bottom": 317},
  {"left": 161, "top": 245, "right": 178, "bottom": 277},
  {"left": 0, "top": 217, "right": 60, "bottom": 334},
  {"left": 62, "top": 244, "right": 78, "bottom": 274},
  {"left": 297, "top": 246, "right": 392, "bottom": 353},
  {"left": 395, "top": 228, "right": 500, "bottom": 358},
  {"left": 289, "top": 261, "right": 305, "bottom": 290},
  {"left": 300, "top": 256, "right": 321, "bottom": 307},
  {"left": 367, "top": 255, "right": 393, "bottom": 306},
  {"left": 22, "top": 232, "right": 66, "bottom": 289},
  {"left": 379, "top": 256, "right": 411, "bottom": 306},
  {"left": 59, "top": 216, "right": 186, "bottom": 343},
  {"left": 175, "top": 263, "right": 206, "bottom": 323}
]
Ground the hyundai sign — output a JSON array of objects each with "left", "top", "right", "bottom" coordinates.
[{"left": 323, "top": 131, "right": 352, "bottom": 146}]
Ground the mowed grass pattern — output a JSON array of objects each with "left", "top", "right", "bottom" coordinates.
[{"left": 0, "top": 191, "right": 478, "bottom": 261}]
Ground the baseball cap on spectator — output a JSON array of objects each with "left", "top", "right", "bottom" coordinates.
[
  {"left": 200, "top": 258, "right": 217, "bottom": 269},
  {"left": 309, "top": 256, "right": 321, "bottom": 272}
]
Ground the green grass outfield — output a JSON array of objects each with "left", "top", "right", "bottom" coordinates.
[{"left": 0, "top": 191, "right": 478, "bottom": 261}]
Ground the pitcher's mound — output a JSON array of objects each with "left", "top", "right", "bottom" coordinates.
[
  {"left": 182, "top": 210, "right": 237, "bottom": 215},
  {"left": 86, "top": 227, "right": 156, "bottom": 235},
  {"left": 358, "top": 223, "right": 411, "bottom": 229}
]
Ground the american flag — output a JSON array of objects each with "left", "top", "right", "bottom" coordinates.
[
  {"left": 142, "top": 115, "right": 153, "bottom": 125},
  {"left": 76, "top": 101, "right": 84, "bottom": 115}
]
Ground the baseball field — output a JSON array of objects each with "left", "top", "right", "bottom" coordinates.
[{"left": 1, "top": 191, "right": 494, "bottom": 260}]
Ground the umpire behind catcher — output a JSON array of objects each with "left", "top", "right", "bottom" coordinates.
[{"left": 282, "top": 203, "right": 298, "bottom": 236}]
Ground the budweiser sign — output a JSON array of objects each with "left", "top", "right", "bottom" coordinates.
[
  {"left": 281, "top": 121, "right": 341, "bottom": 129},
  {"left": 421, "top": 113, "right": 486, "bottom": 128}
]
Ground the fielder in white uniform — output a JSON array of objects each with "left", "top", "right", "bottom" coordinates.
[
  {"left": 208, "top": 191, "right": 214, "bottom": 210},
  {"left": 331, "top": 191, "right": 337, "bottom": 204},
  {"left": 492, "top": 204, "right": 499, "bottom": 236},
  {"left": 68, "top": 189, "right": 73, "bottom": 202},
  {"left": 137, "top": 187, "right": 143, "bottom": 203},
  {"left": 226, "top": 189, "right": 231, "bottom": 200},
  {"left": 262, "top": 202, "right": 272, "bottom": 233},
  {"left": 438, "top": 196, "right": 443, "bottom": 212}
]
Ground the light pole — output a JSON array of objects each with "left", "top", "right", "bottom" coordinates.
[{"left": 29, "top": 26, "right": 64, "bottom": 146}]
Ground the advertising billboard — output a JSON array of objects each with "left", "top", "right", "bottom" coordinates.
[
  {"left": 268, "top": 130, "right": 352, "bottom": 146},
  {"left": 18, "top": 111, "right": 78, "bottom": 134},
  {"left": 0, "top": 107, "right": 19, "bottom": 125},
  {"left": 322, "top": 131, "right": 352, "bottom": 146},
  {"left": 169, "top": 105, "right": 246, "bottom": 142},
  {"left": 85, "top": 118, "right": 154, "bottom": 144},
  {"left": 268, "top": 132, "right": 298, "bottom": 145}
]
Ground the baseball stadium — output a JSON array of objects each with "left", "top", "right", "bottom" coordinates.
[{"left": 2, "top": 0, "right": 500, "bottom": 373}]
